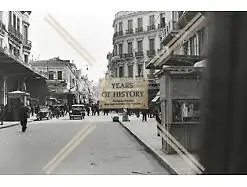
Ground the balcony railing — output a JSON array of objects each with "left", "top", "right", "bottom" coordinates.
[
  {"left": 118, "top": 30, "right": 123, "bottom": 36},
  {"left": 176, "top": 11, "right": 198, "bottom": 29},
  {"left": 119, "top": 53, "right": 125, "bottom": 58},
  {"left": 113, "top": 31, "right": 124, "bottom": 38},
  {"left": 135, "top": 51, "right": 144, "bottom": 58},
  {"left": 147, "top": 25, "right": 156, "bottom": 31},
  {"left": 147, "top": 50, "right": 156, "bottom": 57},
  {"left": 23, "top": 40, "right": 32, "bottom": 49},
  {"left": 135, "top": 27, "right": 143, "bottom": 33},
  {"left": 8, "top": 25, "right": 24, "bottom": 43},
  {"left": 125, "top": 53, "right": 134, "bottom": 59},
  {"left": 125, "top": 29, "right": 134, "bottom": 35}
]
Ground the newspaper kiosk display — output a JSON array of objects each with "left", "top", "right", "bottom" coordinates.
[{"left": 159, "top": 66, "right": 204, "bottom": 154}]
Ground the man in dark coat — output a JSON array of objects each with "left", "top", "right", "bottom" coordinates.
[{"left": 19, "top": 103, "right": 29, "bottom": 132}]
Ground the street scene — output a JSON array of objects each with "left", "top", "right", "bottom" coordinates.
[{"left": 0, "top": 11, "right": 207, "bottom": 175}]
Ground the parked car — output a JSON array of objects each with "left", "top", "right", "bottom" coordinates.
[
  {"left": 69, "top": 104, "right": 86, "bottom": 120},
  {"left": 37, "top": 106, "right": 52, "bottom": 120}
]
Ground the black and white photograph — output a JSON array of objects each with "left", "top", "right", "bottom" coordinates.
[{"left": 0, "top": 1, "right": 246, "bottom": 186}]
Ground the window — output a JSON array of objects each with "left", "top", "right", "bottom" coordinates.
[
  {"left": 138, "top": 64, "right": 143, "bottom": 77},
  {"left": 0, "top": 38, "right": 2, "bottom": 48},
  {"left": 128, "top": 65, "right": 133, "bottom": 77},
  {"left": 119, "top": 66, "right": 124, "bottom": 78},
  {"left": 9, "top": 11, "right": 12, "bottom": 25},
  {"left": 23, "top": 25, "right": 28, "bottom": 42},
  {"left": 127, "top": 42, "right": 133, "bottom": 53},
  {"left": 119, "top": 44, "right": 123, "bottom": 54},
  {"left": 24, "top": 55, "right": 28, "bottom": 63},
  {"left": 119, "top": 22, "right": 123, "bottom": 32},
  {"left": 17, "top": 18, "right": 20, "bottom": 33},
  {"left": 115, "top": 68, "right": 118, "bottom": 77},
  {"left": 49, "top": 71, "right": 54, "bottom": 80},
  {"left": 160, "top": 17, "right": 166, "bottom": 28},
  {"left": 189, "top": 35, "right": 198, "bottom": 55},
  {"left": 149, "top": 38, "right": 155, "bottom": 51},
  {"left": 114, "top": 45, "right": 117, "bottom": 56},
  {"left": 128, "top": 20, "right": 133, "bottom": 30},
  {"left": 137, "top": 18, "right": 143, "bottom": 29},
  {"left": 58, "top": 71, "right": 63, "bottom": 80},
  {"left": 183, "top": 41, "right": 189, "bottom": 55},
  {"left": 198, "top": 28, "right": 205, "bottom": 55},
  {"left": 149, "top": 15, "right": 155, "bottom": 26},
  {"left": 13, "top": 14, "right": 16, "bottom": 29},
  {"left": 137, "top": 40, "right": 143, "bottom": 52}
]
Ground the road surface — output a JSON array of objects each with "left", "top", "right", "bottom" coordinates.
[{"left": 0, "top": 115, "right": 169, "bottom": 175}]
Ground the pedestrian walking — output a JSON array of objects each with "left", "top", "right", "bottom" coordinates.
[
  {"left": 142, "top": 109, "right": 147, "bottom": 122},
  {"left": 0, "top": 105, "right": 4, "bottom": 125},
  {"left": 19, "top": 103, "right": 29, "bottom": 132}
]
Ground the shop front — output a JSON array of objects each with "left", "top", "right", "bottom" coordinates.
[
  {"left": 157, "top": 65, "right": 205, "bottom": 154},
  {"left": 0, "top": 47, "right": 48, "bottom": 121}
]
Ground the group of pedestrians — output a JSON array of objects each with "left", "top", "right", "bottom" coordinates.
[{"left": 85, "top": 103, "right": 100, "bottom": 116}]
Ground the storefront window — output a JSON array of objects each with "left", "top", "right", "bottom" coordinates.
[{"left": 172, "top": 99, "right": 200, "bottom": 122}]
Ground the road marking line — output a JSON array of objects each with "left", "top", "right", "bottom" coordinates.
[
  {"left": 43, "top": 123, "right": 92, "bottom": 171},
  {"left": 45, "top": 125, "right": 96, "bottom": 174}
]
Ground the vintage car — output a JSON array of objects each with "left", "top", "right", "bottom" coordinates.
[
  {"left": 69, "top": 104, "right": 86, "bottom": 120},
  {"left": 37, "top": 106, "right": 52, "bottom": 120}
]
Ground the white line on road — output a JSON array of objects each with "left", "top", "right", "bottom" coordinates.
[
  {"left": 45, "top": 125, "right": 96, "bottom": 174},
  {"left": 43, "top": 123, "right": 93, "bottom": 172}
]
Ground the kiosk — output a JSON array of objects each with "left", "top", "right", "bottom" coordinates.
[{"left": 158, "top": 65, "right": 205, "bottom": 154}]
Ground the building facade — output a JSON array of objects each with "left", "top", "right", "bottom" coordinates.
[
  {"left": 0, "top": 11, "right": 48, "bottom": 120},
  {"left": 31, "top": 57, "right": 85, "bottom": 106},
  {"left": 107, "top": 11, "right": 166, "bottom": 79}
]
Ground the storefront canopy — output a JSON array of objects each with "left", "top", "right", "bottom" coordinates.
[
  {"left": 8, "top": 90, "right": 30, "bottom": 96},
  {"left": 0, "top": 48, "right": 46, "bottom": 79}
]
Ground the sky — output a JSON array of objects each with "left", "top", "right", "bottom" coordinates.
[{"left": 29, "top": 11, "right": 116, "bottom": 82}]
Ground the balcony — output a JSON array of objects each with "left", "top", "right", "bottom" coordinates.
[
  {"left": 135, "top": 27, "right": 143, "bottom": 33},
  {"left": 113, "top": 31, "right": 124, "bottom": 39},
  {"left": 8, "top": 25, "right": 24, "bottom": 43},
  {"left": 161, "top": 30, "right": 179, "bottom": 47},
  {"left": 125, "top": 53, "right": 134, "bottom": 59},
  {"left": 158, "top": 24, "right": 166, "bottom": 29},
  {"left": 147, "top": 50, "right": 156, "bottom": 58},
  {"left": 176, "top": 11, "right": 198, "bottom": 29},
  {"left": 119, "top": 53, "right": 126, "bottom": 59},
  {"left": 135, "top": 51, "right": 144, "bottom": 58},
  {"left": 23, "top": 40, "right": 32, "bottom": 50},
  {"left": 125, "top": 29, "right": 134, "bottom": 35},
  {"left": 147, "top": 25, "right": 156, "bottom": 31}
]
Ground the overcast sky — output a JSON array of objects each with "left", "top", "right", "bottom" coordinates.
[{"left": 29, "top": 11, "right": 116, "bottom": 82}]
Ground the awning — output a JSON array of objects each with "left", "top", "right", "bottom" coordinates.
[
  {"left": 194, "top": 59, "right": 207, "bottom": 67},
  {"left": 0, "top": 47, "right": 47, "bottom": 79},
  {"left": 8, "top": 90, "right": 30, "bottom": 96},
  {"left": 158, "top": 54, "right": 205, "bottom": 68}
]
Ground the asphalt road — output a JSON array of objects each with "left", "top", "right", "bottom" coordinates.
[{"left": 0, "top": 115, "right": 169, "bottom": 175}]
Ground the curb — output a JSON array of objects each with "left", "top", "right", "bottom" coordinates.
[
  {"left": 118, "top": 120, "right": 178, "bottom": 175},
  {"left": 0, "top": 119, "right": 36, "bottom": 130}
]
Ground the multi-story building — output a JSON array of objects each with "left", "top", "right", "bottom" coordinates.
[
  {"left": 0, "top": 11, "right": 47, "bottom": 120},
  {"left": 106, "top": 11, "right": 165, "bottom": 105},
  {"left": 31, "top": 57, "right": 84, "bottom": 107},
  {"left": 107, "top": 11, "right": 166, "bottom": 79},
  {"left": 147, "top": 11, "right": 207, "bottom": 69}
]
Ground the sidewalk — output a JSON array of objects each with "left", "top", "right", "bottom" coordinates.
[
  {"left": 0, "top": 116, "right": 37, "bottom": 130},
  {"left": 118, "top": 115, "right": 199, "bottom": 175}
]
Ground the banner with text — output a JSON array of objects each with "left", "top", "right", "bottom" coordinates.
[{"left": 99, "top": 77, "right": 148, "bottom": 109}]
